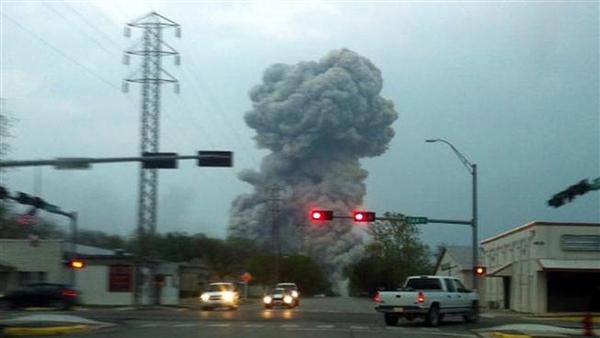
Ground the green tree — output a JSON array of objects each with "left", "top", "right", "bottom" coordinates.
[
  {"left": 77, "top": 229, "right": 128, "bottom": 250},
  {"left": 344, "top": 212, "right": 433, "bottom": 296},
  {"left": 247, "top": 253, "right": 331, "bottom": 295}
]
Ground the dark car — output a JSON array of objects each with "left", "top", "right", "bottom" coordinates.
[{"left": 0, "top": 283, "right": 80, "bottom": 310}]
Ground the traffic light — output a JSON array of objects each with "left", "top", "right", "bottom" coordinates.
[
  {"left": 353, "top": 211, "right": 376, "bottom": 222},
  {"left": 66, "top": 259, "right": 85, "bottom": 270},
  {"left": 547, "top": 179, "right": 594, "bottom": 208},
  {"left": 310, "top": 210, "right": 333, "bottom": 221},
  {"left": 198, "top": 151, "right": 233, "bottom": 167},
  {"left": 474, "top": 266, "right": 486, "bottom": 277},
  {"left": 142, "top": 152, "right": 178, "bottom": 169},
  {"left": 15, "top": 192, "right": 34, "bottom": 205}
]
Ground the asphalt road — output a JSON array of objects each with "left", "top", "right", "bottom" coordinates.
[{"left": 2, "top": 297, "right": 592, "bottom": 338}]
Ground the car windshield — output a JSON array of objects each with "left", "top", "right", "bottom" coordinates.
[
  {"left": 208, "top": 284, "right": 234, "bottom": 292},
  {"left": 277, "top": 284, "right": 296, "bottom": 290}
]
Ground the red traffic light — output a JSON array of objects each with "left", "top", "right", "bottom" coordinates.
[
  {"left": 310, "top": 210, "right": 333, "bottom": 221},
  {"left": 474, "top": 266, "right": 486, "bottom": 276},
  {"left": 68, "top": 259, "right": 85, "bottom": 269},
  {"left": 353, "top": 211, "right": 375, "bottom": 222}
]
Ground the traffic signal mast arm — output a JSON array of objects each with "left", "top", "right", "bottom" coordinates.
[
  {"left": 547, "top": 177, "right": 600, "bottom": 208},
  {"left": 309, "top": 210, "right": 471, "bottom": 226},
  {"left": 0, "top": 151, "right": 233, "bottom": 168}
]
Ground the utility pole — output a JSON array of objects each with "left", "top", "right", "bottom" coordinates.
[
  {"left": 123, "top": 12, "right": 180, "bottom": 305},
  {"left": 267, "top": 185, "right": 282, "bottom": 283}
]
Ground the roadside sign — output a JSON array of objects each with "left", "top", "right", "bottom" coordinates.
[
  {"left": 240, "top": 272, "right": 253, "bottom": 283},
  {"left": 17, "top": 214, "right": 37, "bottom": 226}
]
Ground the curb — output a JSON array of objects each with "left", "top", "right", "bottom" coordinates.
[
  {"left": 2, "top": 324, "right": 89, "bottom": 336},
  {"left": 490, "top": 333, "right": 531, "bottom": 338}
]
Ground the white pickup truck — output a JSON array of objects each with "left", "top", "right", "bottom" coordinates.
[{"left": 374, "top": 275, "right": 479, "bottom": 327}]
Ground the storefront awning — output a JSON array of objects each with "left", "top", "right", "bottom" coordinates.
[
  {"left": 538, "top": 259, "right": 600, "bottom": 272},
  {"left": 487, "top": 263, "right": 513, "bottom": 277}
]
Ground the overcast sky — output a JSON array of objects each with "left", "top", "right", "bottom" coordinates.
[{"left": 1, "top": 1, "right": 598, "bottom": 247}]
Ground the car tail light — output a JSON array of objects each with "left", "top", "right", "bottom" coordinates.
[
  {"left": 61, "top": 289, "right": 78, "bottom": 297},
  {"left": 373, "top": 292, "right": 381, "bottom": 303},
  {"left": 417, "top": 291, "right": 425, "bottom": 303}
]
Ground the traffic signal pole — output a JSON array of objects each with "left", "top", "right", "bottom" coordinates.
[{"left": 1, "top": 188, "right": 79, "bottom": 285}]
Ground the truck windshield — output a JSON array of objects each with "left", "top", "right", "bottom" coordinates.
[{"left": 405, "top": 278, "right": 442, "bottom": 290}]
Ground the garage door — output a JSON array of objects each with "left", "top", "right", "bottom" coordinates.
[{"left": 547, "top": 272, "right": 600, "bottom": 312}]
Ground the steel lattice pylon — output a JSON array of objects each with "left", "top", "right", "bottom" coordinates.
[{"left": 123, "top": 12, "right": 180, "bottom": 304}]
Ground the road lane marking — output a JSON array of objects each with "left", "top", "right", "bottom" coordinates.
[
  {"left": 385, "top": 326, "right": 406, "bottom": 331},
  {"left": 421, "top": 328, "right": 441, "bottom": 332},
  {"left": 280, "top": 324, "right": 299, "bottom": 328},
  {"left": 350, "top": 325, "right": 369, "bottom": 330},
  {"left": 243, "top": 324, "right": 264, "bottom": 328},
  {"left": 173, "top": 323, "right": 197, "bottom": 327},
  {"left": 285, "top": 328, "right": 354, "bottom": 332},
  {"left": 316, "top": 324, "right": 334, "bottom": 329},
  {"left": 206, "top": 323, "right": 231, "bottom": 327},
  {"left": 115, "top": 307, "right": 136, "bottom": 311},
  {"left": 415, "top": 331, "right": 476, "bottom": 337},
  {"left": 139, "top": 323, "right": 159, "bottom": 328}
]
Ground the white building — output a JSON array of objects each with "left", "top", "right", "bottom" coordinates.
[
  {"left": 434, "top": 245, "right": 476, "bottom": 289},
  {"left": 481, "top": 221, "right": 600, "bottom": 313},
  {"left": 0, "top": 239, "right": 179, "bottom": 306}
]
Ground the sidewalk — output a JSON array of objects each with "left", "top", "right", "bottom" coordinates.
[
  {"left": 474, "top": 323, "right": 596, "bottom": 338},
  {"left": 0, "top": 314, "right": 113, "bottom": 337}
]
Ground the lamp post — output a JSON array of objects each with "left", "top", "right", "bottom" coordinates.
[{"left": 426, "top": 139, "right": 479, "bottom": 290}]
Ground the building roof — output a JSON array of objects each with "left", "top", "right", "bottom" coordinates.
[
  {"left": 435, "top": 245, "right": 473, "bottom": 272},
  {"left": 480, "top": 221, "right": 600, "bottom": 245}
]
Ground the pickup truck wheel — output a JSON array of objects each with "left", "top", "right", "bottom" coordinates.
[
  {"left": 384, "top": 313, "right": 399, "bottom": 326},
  {"left": 426, "top": 304, "right": 440, "bottom": 327},
  {"left": 463, "top": 303, "right": 480, "bottom": 323}
]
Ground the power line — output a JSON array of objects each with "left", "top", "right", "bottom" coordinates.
[
  {"left": 62, "top": 2, "right": 123, "bottom": 50},
  {"left": 42, "top": 3, "right": 117, "bottom": 58},
  {"left": 0, "top": 11, "right": 119, "bottom": 91}
]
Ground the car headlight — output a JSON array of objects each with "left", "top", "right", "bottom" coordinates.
[
  {"left": 222, "top": 292, "right": 234, "bottom": 302},
  {"left": 291, "top": 291, "right": 299, "bottom": 298},
  {"left": 284, "top": 295, "right": 293, "bottom": 304},
  {"left": 263, "top": 296, "right": 272, "bottom": 304},
  {"left": 200, "top": 293, "right": 209, "bottom": 302}
]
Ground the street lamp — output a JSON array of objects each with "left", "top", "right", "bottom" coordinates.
[{"left": 426, "top": 139, "right": 479, "bottom": 290}]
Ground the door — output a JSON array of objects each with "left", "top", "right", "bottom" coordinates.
[
  {"left": 453, "top": 279, "right": 472, "bottom": 310},
  {"left": 442, "top": 278, "right": 459, "bottom": 312},
  {"left": 502, "top": 277, "right": 511, "bottom": 309}
]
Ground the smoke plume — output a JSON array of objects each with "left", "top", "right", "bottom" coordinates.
[{"left": 229, "top": 49, "right": 398, "bottom": 276}]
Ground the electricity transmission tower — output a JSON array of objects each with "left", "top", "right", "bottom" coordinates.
[{"left": 122, "top": 12, "right": 180, "bottom": 304}]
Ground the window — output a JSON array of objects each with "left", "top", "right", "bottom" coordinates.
[
  {"left": 443, "top": 278, "right": 456, "bottom": 292},
  {"left": 405, "top": 278, "right": 442, "bottom": 290},
  {"left": 454, "top": 279, "right": 467, "bottom": 291},
  {"left": 18, "top": 272, "right": 46, "bottom": 286},
  {"left": 109, "top": 265, "right": 133, "bottom": 292},
  {"left": 561, "top": 235, "right": 600, "bottom": 252}
]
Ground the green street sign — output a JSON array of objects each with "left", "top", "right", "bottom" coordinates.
[{"left": 405, "top": 216, "right": 428, "bottom": 224}]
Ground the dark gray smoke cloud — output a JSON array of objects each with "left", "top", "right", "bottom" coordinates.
[{"left": 229, "top": 49, "right": 398, "bottom": 276}]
